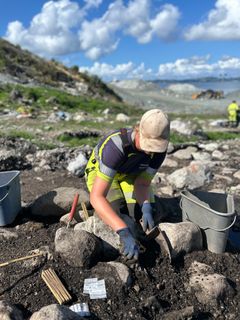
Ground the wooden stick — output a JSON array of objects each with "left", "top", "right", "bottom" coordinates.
[
  {"left": 42, "top": 271, "right": 64, "bottom": 304},
  {"left": 47, "top": 269, "right": 70, "bottom": 301},
  {"left": 81, "top": 201, "right": 89, "bottom": 221},
  {"left": 42, "top": 270, "right": 65, "bottom": 304},
  {"left": 0, "top": 253, "right": 44, "bottom": 268},
  {"left": 49, "top": 269, "right": 71, "bottom": 300},
  {"left": 45, "top": 270, "right": 67, "bottom": 303},
  {"left": 41, "top": 268, "right": 71, "bottom": 304}
]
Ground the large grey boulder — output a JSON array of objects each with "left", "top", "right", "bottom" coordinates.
[
  {"left": 30, "top": 304, "right": 81, "bottom": 320},
  {"left": 167, "top": 161, "right": 212, "bottom": 190},
  {"left": 0, "top": 300, "right": 23, "bottom": 320},
  {"left": 173, "top": 147, "right": 197, "bottom": 160},
  {"left": 158, "top": 222, "right": 203, "bottom": 259},
  {"left": 29, "top": 187, "right": 89, "bottom": 217},
  {"left": 89, "top": 261, "right": 132, "bottom": 292},
  {"left": 55, "top": 227, "right": 102, "bottom": 268},
  {"left": 187, "top": 261, "right": 235, "bottom": 305},
  {"left": 74, "top": 213, "right": 142, "bottom": 259}
]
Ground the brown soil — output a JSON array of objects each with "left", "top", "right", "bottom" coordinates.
[{"left": 0, "top": 170, "right": 239, "bottom": 320}]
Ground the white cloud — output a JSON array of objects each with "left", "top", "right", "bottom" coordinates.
[
  {"left": 79, "top": 55, "right": 240, "bottom": 81},
  {"left": 5, "top": 0, "right": 180, "bottom": 60},
  {"left": 83, "top": 0, "right": 103, "bottom": 9},
  {"left": 5, "top": 0, "right": 84, "bottom": 55},
  {"left": 184, "top": 0, "right": 240, "bottom": 40},
  {"left": 79, "top": 61, "right": 154, "bottom": 81},
  {"left": 79, "top": 0, "right": 180, "bottom": 58},
  {"left": 157, "top": 55, "right": 240, "bottom": 79}
]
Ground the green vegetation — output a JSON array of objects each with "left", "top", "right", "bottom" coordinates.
[
  {"left": 0, "top": 38, "right": 121, "bottom": 101},
  {"left": 58, "top": 133, "right": 99, "bottom": 147},
  {"left": 170, "top": 132, "right": 199, "bottom": 144},
  {"left": 0, "top": 83, "right": 140, "bottom": 116},
  {"left": 205, "top": 131, "right": 240, "bottom": 140}
]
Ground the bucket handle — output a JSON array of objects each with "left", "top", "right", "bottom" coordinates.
[
  {"left": 0, "top": 188, "right": 9, "bottom": 203},
  {"left": 183, "top": 210, "right": 237, "bottom": 232}
]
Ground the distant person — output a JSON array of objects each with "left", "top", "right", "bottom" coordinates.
[
  {"left": 227, "top": 100, "right": 239, "bottom": 127},
  {"left": 85, "top": 109, "right": 170, "bottom": 261}
]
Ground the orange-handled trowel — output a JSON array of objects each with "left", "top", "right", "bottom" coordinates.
[{"left": 67, "top": 193, "right": 79, "bottom": 228}]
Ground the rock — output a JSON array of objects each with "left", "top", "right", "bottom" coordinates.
[
  {"left": 170, "top": 120, "right": 194, "bottom": 135},
  {"left": 200, "top": 142, "right": 219, "bottom": 152},
  {"left": 162, "top": 306, "right": 195, "bottom": 320},
  {"left": 158, "top": 222, "right": 203, "bottom": 259},
  {"left": 67, "top": 152, "right": 88, "bottom": 177},
  {"left": 167, "top": 162, "right": 212, "bottom": 190},
  {"left": 212, "top": 150, "right": 226, "bottom": 160},
  {"left": 161, "top": 157, "right": 178, "bottom": 168},
  {"left": 192, "top": 151, "right": 211, "bottom": 161},
  {"left": 74, "top": 213, "right": 141, "bottom": 259},
  {"left": 0, "top": 229, "right": 18, "bottom": 240},
  {"left": 90, "top": 261, "right": 132, "bottom": 290},
  {"left": 0, "top": 300, "right": 24, "bottom": 320},
  {"left": 74, "top": 216, "right": 119, "bottom": 259},
  {"left": 107, "top": 262, "right": 132, "bottom": 286},
  {"left": 187, "top": 261, "right": 235, "bottom": 305},
  {"left": 233, "top": 170, "right": 240, "bottom": 180},
  {"left": 116, "top": 113, "right": 130, "bottom": 122},
  {"left": 29, "top": 187, "right": 89, "bottom": 217},
  {"left": 167, "top": 142, "right": 174, "bottom": 153},
  {"left": 55, "top": 227, "right": 102, "bottom": 268},
  {"left": 30, "top": 304, "right": 80, "bottom": 319},
  {"left": 142, "top": 295, "right": 164, "bottom": 314},
  {"left": 173, "top": 147, "right": 197, "bottom": 160}
]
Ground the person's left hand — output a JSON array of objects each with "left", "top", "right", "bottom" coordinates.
[{"left": 141, "top": 202, "right": 155, "bottom": 232}]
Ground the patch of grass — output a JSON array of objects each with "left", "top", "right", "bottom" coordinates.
[
  {"left": 57, "top": 133, "right": 99, "bottom": 147},
  {"left": 34, "top": 141, "right": 57, "bottom": 150},
  {"left": 169, "top": 113, "right": 225, "bottom": 121},
  {"left": 7, "top": 130, "right": 35, "bottom": 140},
  {"left": 0, "top": 83, "right": 141, "bottom": 116},
  {"left": 170, "top": 132, "right": 199, "bottom": 144},
  {"left": 205, "top": 131, "right": 239, "bottom": 140}
]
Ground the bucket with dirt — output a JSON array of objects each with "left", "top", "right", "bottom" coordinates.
[
  {"left": 0, "top": 171, "right": 21, "bottom": 226},
  {"left": 180, "top": 190, "right": 236, "bottom": 254}
]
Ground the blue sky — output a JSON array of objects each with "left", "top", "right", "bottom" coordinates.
[{"left": 1, "top": 0, "right": 240, "bottom": 81}]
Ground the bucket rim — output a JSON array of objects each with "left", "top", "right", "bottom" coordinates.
[
  {"left": 180, "top": 190, "right": 236, "bottom": 217},
  {"left": 0, "top": 170, "right": 20, "bottom": 188}
]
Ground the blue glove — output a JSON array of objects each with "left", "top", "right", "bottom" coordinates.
[
  {"left": 117, "top": 228, "right": 139, "bottom": 260},
  {"left": 141, "top": 202, "right": 155, "bottom": 232}
]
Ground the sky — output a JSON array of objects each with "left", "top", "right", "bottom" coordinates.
[{"left": 0, "top": 0, "right": 240, "bottom": 81}]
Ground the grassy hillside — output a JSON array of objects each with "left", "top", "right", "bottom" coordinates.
[{"left": 0, "top": 38, "right": 121, "bottom": 102}]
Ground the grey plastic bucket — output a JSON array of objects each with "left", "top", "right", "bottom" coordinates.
[
  {"left": 0, "top": 171, "right": 21, "bottom": 226},
  {"left": 180, "top": 190, "right": 236, "bottom": 254}
]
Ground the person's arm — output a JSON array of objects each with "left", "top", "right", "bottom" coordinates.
[
  {"left": 90, "top": 176, "right": 127, "bottom": 231},
  {"left": 134, "top": 176, "right": 154, "bottom": 231},
  {"left": 134, "top": 175, "right": 152, "bottom": 205},
  {"left": 90, "top": 176, "right": 139, "bottom": 260}
]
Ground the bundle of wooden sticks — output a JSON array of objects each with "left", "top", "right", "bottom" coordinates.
[{"left": 41, "top": 268, "right": 72, "bottom": 304}]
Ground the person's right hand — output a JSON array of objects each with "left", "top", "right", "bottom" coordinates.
[{"left": 117, "top": 227, "right": 139, "bottom": 260}]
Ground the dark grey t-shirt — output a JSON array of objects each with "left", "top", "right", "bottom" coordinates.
[{"left": 95, "top": 128, "right": 166, "bottom": 181}]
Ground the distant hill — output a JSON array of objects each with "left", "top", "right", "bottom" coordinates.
[{"left": 0, "top": 38, "right": 121, "bottom": 102}]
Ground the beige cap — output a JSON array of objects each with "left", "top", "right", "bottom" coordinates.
[{"left": 139, "top": 109, "right": 170, "bottom": 153}]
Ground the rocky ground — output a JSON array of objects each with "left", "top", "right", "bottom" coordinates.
[
  {"left": 109, "top": 80, "right": 240, "bottom": 115},
  {"left": 0, "top": 124, "right": 240, "bottom": 319}
]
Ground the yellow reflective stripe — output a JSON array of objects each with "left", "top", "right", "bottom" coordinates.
[
  {"left": 96, "top": 171, "right": 113, "bottom": 183},
  {"left": 98, "top": 132, "right": 120, "bottom": 159}
]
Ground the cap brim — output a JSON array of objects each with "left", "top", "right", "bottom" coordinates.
[{"left": 139, "top": 131, "right": 169, "bottom": 153}]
